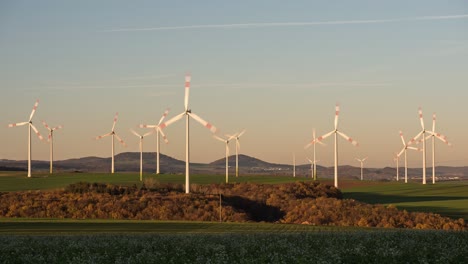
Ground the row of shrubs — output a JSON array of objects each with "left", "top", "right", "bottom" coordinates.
[{"left": 0, "top": 181, "right": 465, "bottom": 230}]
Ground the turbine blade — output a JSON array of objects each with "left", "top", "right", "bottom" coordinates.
[
  {"left": 227, "top": 134, "right": 236, "bottom": 141},
  {"left": 114, "top": 134, "right": 126, "bottom": 147},
  {"left": 53, "top": 125, "right": 63, "bottom": 131},
  {"left": 188, "top": 112, "right": 217, "bottom": 133},
  {"left": 158, "top": 108, "right": 170, "bottom": 125},
  {"left": 237, "top": 129, "right": 246, "bottom": 138},
  {"left": 316, "top": 130, "right": 335, "bottom": 143},
  {"left": 184, "top": 74, "right": 191, "bottom": 111},
  {"left": 418, "top": 107, "right": 425, "bottom": 130},
  {"left": 432, "top": 113, "right": 436, "bottom": 132},
  {"left": 95, "top": 132, "right": 112, "bottom": 140},
  {"left": 337, "top": 131, "right": 358, "bottom": 146},
  {"left": 312, "top": 128, "right": 316, "bottom": 139},
  {"left": 158, "top": 112, "right": 185, "bottom": 129},
  {"left": 317, "top": 140, "right": 326, "bottom": 146},
  {"left": 30, "top": 124, "right": 44, "bottom": 141},
  {"left": 8, "top": 122, "right": 29, "bottom": 128},
  {"left": 42, "top": 120, "right": 51, "bottom": 131},
  {"left": 407, "top": 146, "right": 419, "bottom": 151},
  {"left": 334, "top": 104, "right": 340, "bottom": 130},
  {"left": 363, "top": 157, "right": 368, "bottom": 162},
  {"left": 112, "top": 112, "right": 119, "bottom": 131},
  {"left": 29, "top": 99, "right": 39, "bottom": 121},
  {"left": 158, "top": 127, "right": 169, "bottom": 144},
  {"left": 435, "top": 133, "right": 451, "bottom": 146},
  {"left": 408, "top": 131, "right": 423, "bottom": 145},
  {"left": 399, "top": 130, "right": 406, "bottom": 146},
  {"left": 130, "top": 129, "right": 141, "bottom": 138},
  {"left": 213, "top": 134, "right": 226, "bottom": 142},
  {"left": 398, "top": 148, "right": 405, "bottom": 157},
  {"left": 143, "top": 130, "right": 154, "bottom": 137},
  {"left": 140, "top": 124, "right": 157, "bottom": 128}
]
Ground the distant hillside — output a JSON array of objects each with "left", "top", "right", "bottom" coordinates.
[{"left": 0, "top": 153, "right": 467, "bottom": 181}]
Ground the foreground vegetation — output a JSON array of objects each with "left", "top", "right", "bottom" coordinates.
[
  {"left": 0, "top": 181, "right": 465, "bottom": 230},
  {"left": 1, "top": 230, "right": 467, "bottom": 263}
]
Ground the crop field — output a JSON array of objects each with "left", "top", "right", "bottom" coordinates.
[{"left": 0, "top": 226, "right": 466, "bottom": 263}]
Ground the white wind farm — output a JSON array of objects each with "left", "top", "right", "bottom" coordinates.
[{"left": 4, "top": 79, "right": 457, "bottom": 188}]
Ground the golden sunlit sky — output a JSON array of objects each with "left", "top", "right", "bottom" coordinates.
[{"left": 1, "top": 1, "right": 467, "bottom": 168}]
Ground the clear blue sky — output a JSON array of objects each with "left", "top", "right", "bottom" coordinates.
[{"left": 1, "top": 1, "right": 467, "bottom": 168}]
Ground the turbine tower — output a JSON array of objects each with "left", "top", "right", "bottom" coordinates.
[
  {"left": 355, "top": 157, "right": 368, "bottom": 181},
  {"left": 425, "top": 113, "right": 452, "bottom": 184},
  {"left": 140, "top": 108, "right": 170, "bottom": 174},
  {"left": 213, "top": 134, "right": 235, "bottom": 183},
  {"left": 130, "top": 129, "right": 154, "bottom": 181},
  {"left": 310, "top": 104, "right": 358, "bottom": 188},
  {"left": 293, "top": 152, "right": 296, "bottom": 177},
  {"left": 7, "top": 99, "right": 44, "bottom": 177},
  {"left": 158, "top": 74, "right": 217, "bottom": 194},
  {"left": 42, "top": 121, "right": 63, "bottom": 174},
  {"left": 305, "top": 128, "right": 325, "bottom": 181},
  {"left": 307, "top": 158, "right": 319, "bottom": 179},
  {"left": 398, "top": 130, "right": 421, "bottom": 184},
  {"left": 95, "top": 112, "right": 126, "bottom": 174},
  {"left": 393, "top": 152, "right": 400, "bottom": 181}
]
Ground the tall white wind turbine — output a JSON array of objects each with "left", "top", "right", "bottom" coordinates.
[
  {"left": 42, "top": 121, "right": 63, "bottom": 174},
  {"left": 393, "top": 152, "right": 400, "bottom": 181},
  {"left": 305, "top": 128, "right": 326, "bottom": 181},
  {"left": 226, "top": 129, "right": 246, "bottom": 177},
  {"left": 158, "top": 74, "right": 217, "bottom": 194},
  {"left": 355, "top": 157, "right": 368, "bottom": 181},
  {"left": 130, "top": 129, "right": 154, "bottom": 181},
  {"left": 425, "top": 113, "right": 452, "bottom": 184},
  {"left": 408, "top": 107, "right": 428, "bottom": 184},
  {"left": 95, "top": 112, "right": 126, "bottom": 174},
  {"left": 310, "top": 104, "right": 358, "bottom": 188},
  {"left": 213, "top": 134, "right": 235, "bottom": 183},
  {"left": 307, "top": 157, "right": 320, "bottom": 179},
  {"left": 7, "top": 99, "right": 44, "bottom": 177},
  {"left": 140, "top": 108, "right": 170, "bottom": 174},
  {"left": 398, "top": 130, "right": 421, "bottom": 184}
]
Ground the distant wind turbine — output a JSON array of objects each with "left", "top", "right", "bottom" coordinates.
[
  {"left": 398, "top": 130, "right": 421, "bottom": 184},
  {"left": 355, "top": 157, "right": 368, "bottom": 181},
  {"left": 408, "top": 107, "right": 428, "bottom": 184},
  {"left": 393, "top": 152, "right": 400, "bottom": 181},
  {"left": 42, "top": 121, "right": 63, "bottom": 174},
  {"left": 8, "top": 99, "right": 44, "bottom": 177},
  {"left": 310, "top": 104, "right": 359, "bottom": 188},
  {"left": 305, "top": 128, "right": 326, "bottom": 181},
  {"left": 130, "top": 129, "right": 154, "bottom": 181},
  {"left": 213, "top": 134, "right": 235, "bottom": 183},
  {"left": 307, "top": 157, "right": 319, "bottom": 179},
  {"left": 140, "top": 108, "right": 170, "bottom": 174},
  {"left": 425, "top": 113, "right": 452, "bottom": 184},
  {"left": 226, "top": 129, "right": 246, "bottom": 177},
  {"left": 95, "top": 112, "right": 126, "bottom": 174},
  {"left": 158, "top": 74, "right": 217, "bottom": 194}
]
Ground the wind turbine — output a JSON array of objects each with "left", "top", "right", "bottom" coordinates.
[
  {"left": 226, "top": 129, "right": 246, "bottom": 177},
  {"left": 158, "top": 74, "right": 217, "bottom": 194},
  {"left": 355, "top": 157, "right": 368, "bottom": 181},
  {"left": 130, "top": 129, "right": 154, "bottom": 181},
  {"left": 398, "top": 130, "right": 421, "bottom": 184},
  {"left": 95, "top": 112, "right": 126, "bottom": 174},
  {"left": 7, "top": 99, "right": 44, "bottom": 177},
  {"left": 408, "top": 107, "right": 428, "bottom": 184},
  {"left": 140, "top": 108, "right": 170, "bottom": 174},
  {"left": 425, "top": 113, "right": 452, "bottom": 184},
  {"left": 213, "top": 134, "right": 235, "bottom": 183},
  {"left": 306, "top": 157, "right": 319, "bottom": 179},
  {"left": 42, "top": 121, "right": 63, "bottom": 174},
  {"left": 310, "top": 104, "right": 358, "bottom": 188},
  {"left": 305, "top": 128, "right": 326, "bottom": 181}
]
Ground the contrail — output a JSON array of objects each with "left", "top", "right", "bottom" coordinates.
[{"left": 104, "top": 14, "right": 468, "bottom": 32}]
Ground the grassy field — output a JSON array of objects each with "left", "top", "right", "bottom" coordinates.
[{"left": 342, "top": 180, "right": 468, "bottom": 220}]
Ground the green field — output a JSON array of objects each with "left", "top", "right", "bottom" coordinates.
[{"left": 342, "top": 181, "right": 468, "bottom": 220}]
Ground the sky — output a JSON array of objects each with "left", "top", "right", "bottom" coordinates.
[{"left": 1, "top": 0, "right": 468, "bottom": 168}]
